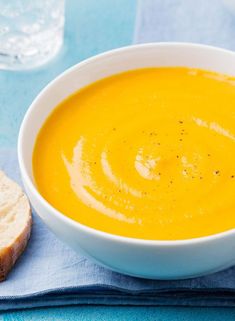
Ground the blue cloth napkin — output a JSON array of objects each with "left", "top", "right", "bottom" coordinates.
[
  {"left": 2, "top": 0, "right": 235, "bottom": 310},
  {"left": 134, "top": 0, "right": 235, "bottom": 50}
]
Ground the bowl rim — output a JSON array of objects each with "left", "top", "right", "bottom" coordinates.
[{"left": 18, "top": 41, "right": 235, "bottom": 247}]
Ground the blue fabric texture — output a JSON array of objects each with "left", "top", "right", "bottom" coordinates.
[
  {"left": 134, "top": 0, "right": 235, "bottom": 49},
  {"left": 2, "top": 0, "right": 235, "bottom": 310}
]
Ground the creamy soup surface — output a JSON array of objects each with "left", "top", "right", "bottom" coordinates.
[{"left": 33, "top": 67, "right": 235, "bottom": 240}]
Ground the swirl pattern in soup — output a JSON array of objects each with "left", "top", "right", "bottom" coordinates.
[{"left": 33, "top": 67, "right": 235, "bottom": 240}]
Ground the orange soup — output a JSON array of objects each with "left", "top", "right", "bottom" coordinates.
[{"left": 33, "top": 67, "right": 235, "bottom": 240}]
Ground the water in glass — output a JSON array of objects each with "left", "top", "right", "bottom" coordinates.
[{"left": 0, "top": 0, "right": 65, "bottom": 70}]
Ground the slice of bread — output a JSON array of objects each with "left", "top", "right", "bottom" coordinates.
[{"left": 0, "top": 170, "right": 32, "bottom": 281}]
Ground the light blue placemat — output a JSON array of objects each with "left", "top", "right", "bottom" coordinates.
[{"left": 1, "top": 147, "right": 235, "bottom": 310}]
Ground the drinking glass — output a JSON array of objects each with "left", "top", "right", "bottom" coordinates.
[{"left": 0, "top": 0, "right": 65, "bottom": 70}]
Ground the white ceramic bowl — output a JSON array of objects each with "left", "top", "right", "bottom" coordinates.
[{"left": 18, "top": 43, "right": 235, "bottom": 279}]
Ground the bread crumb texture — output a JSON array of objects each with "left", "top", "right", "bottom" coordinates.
[{"left": 0, "top": 171, "right": 32, "bottom": 281}]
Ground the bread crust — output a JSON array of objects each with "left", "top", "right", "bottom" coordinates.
[{"left": 0, "top": 172, "right": 32, "bottom": 281}]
